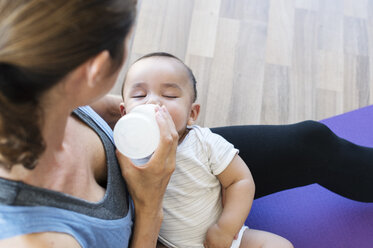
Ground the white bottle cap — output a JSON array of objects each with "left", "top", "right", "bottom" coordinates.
[{"left": 113, "top": 104, "right": 160, "bottom": 159}]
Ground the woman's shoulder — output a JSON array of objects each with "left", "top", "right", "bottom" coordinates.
[{"left": 74, "top": 106, "right": 114, "bottom": 143}]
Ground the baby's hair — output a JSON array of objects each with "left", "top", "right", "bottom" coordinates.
[{"left": 122, "top": 52, "right": 197, "bottom": 102}]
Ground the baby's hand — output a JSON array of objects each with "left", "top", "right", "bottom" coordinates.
[{"left": 203, "top": 224, "right": 234, "bottom": 248}]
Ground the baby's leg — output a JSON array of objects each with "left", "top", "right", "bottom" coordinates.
[{"left": 239, "top": 229, "right": 293, "bottom": 248}]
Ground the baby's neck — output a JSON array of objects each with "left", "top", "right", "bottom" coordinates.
[{"left": 178, "top": 127, "right": 191, "bottom": 145}]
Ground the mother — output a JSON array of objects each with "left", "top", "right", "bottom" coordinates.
[
  {"left": 0, "top": 0, "right": 177, "bottom": 247},
  {"left": 0, "top": 1, "right": 372, "bottom": 248}
]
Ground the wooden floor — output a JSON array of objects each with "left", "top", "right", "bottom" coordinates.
[{"left": 111, "top": 0, "right": 373, "bottom": 128}]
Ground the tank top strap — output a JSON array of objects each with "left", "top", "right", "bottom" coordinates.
[{"left": 76, "top": 106, "right": 115, "bottom": 144}]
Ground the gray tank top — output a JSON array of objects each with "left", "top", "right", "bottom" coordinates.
[{"left": 0, "top": 106, "right": 129, "bottom": 219}]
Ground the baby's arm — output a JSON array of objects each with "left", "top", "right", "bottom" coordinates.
[
  {"left": 204, "top": 154, "right": 255, "bottom": 248},
  {"left": 89, "top": 94, "right": 122, "bottom": 129}
]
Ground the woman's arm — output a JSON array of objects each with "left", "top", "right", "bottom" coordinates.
[
  {"left": 90, "top": 94, "right": 122, "bottom": 129},
  {"left": 116, "top": 106, "right": 179, "bottom": 248},
  {"left": 204, "top": 155, "right": 254, "bottom": 248},
  {"left": 130, "top": 209, "right": 164, "bottom": 247}
]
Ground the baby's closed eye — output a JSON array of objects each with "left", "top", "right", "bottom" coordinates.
[
  {"left": 163, "top": 95, "right": 178, "bottom": 98},
  {"left": 131, "top": 94, "right": 146, "bottom": 98}
]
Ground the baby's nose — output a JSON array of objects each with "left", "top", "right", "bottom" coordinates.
[{"left": 146, "top": 95, "right": 161, "bottom": 105}]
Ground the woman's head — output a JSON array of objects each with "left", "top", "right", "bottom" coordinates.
[{"left": 0, "top": 0, "right": 136, "bottom": 169}]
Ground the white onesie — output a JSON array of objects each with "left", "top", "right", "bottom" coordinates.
[{"left": 158, "top": 125, "right": 241, "bottom": 248}]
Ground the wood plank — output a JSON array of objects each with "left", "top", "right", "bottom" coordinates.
[
  {"left": 157, "top": 0, "right": 194, "bottom": 59},
  {"left": 186, "top": 0, "right": 221, "bottom": 58},
  {"left": 131, "top": 0, "right": 167, "bottom": 54},
  {"left": 228, "top": 20, "right": 267, "bottom": 125},
  {"left": 343, "top": 17, "right": 369, "bottom": 56},
  {"left": 370, "top": 58, "right": 373, "bottom": 105},
  {"left": 344, "top": 0, "right": 369, "bottom": 19},
  {"left": 319, "top": 0, "right": 344, "bottom": 14},
  {"left": 265, "top": 0, "right": 295, "bottom": 66},
  {"left": 295, "top": 0, "right": 319, "bottom": 11},
  {"left": 370, "top": 1, "right": 373, "bottom": 104},
  {"left": 367, "top": 17, "right": 373, "bottom": 63},
  {"left": 316, "top": 89, "right": 343, "bottom": 120},
  {"left": 343, "top": 54, "right": 370, "bottom": 112},
  {"left": 220, "top": 0, "right": 270, "bottom": 23},
  {"left": 203, "top": 18, "right": 240, "bottom": 127},
  {"left": 356, "top": 56, "right": 371, "bottom": 107},
  {"left": 260, "top": 64, "right": 290, "bottom": 124},
  {"left": 290, "top": 9, "right": 318, "bottom": 122},
  {"left": 316, "top": 50, "right": 344, "bottom": 92},
  {"left": 317, "top": 6, "right": 343, "bottom": 52}
]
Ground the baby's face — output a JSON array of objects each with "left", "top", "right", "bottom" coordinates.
[{"left": 121, "top": 56, "right": 199, "bottom": 137}]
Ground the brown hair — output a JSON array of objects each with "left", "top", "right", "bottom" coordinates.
[{"left": 0, "top": 0, "right": 136, "bottom": 170}]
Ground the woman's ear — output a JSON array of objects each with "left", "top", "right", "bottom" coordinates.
[
  {"left": 187, "top": 103, "right": 200, "bottom": 126},
  {"left": 87, "top": 50, "right": 111, "bottom": 88},
  {"left": 119, "top": 103, "right": 126, "bottom": 116}
]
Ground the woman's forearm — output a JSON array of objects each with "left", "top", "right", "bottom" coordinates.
[{"left": 130, "top": 209, "right": 163, "bottom": 248}]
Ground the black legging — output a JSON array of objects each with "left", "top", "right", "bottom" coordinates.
[{"left": 211, "top": 121, "right": 373, "bottom": 202}]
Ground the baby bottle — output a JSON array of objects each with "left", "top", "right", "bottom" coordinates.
[{"left": 113, "top": 104, "right": 160, "bottom": 161}]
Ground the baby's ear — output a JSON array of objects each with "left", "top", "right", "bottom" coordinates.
[
  {"left": 187, "top": 103, "right": 200, "bottom": 126},
  {"left": 119, "top": 103, "right": 126, "bottom": 116}
]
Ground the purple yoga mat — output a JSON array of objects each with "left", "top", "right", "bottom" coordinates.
[{"left": 245, "top": 105, "right": 373, "bottom": 248}]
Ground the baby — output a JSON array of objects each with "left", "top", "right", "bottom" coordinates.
[{"left": 120, "top": 52, "right": 293, "bottom": 248}]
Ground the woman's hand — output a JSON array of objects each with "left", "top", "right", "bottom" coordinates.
[{"left": 116, "top": 106, "right": 178, "bottom": 247}]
